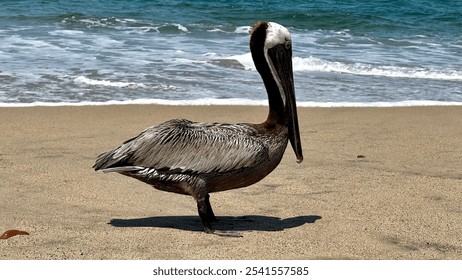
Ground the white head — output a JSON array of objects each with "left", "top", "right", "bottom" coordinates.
[
  {"left": 263, "top": 22, "right": 292, "bottom": 108},
  {"left": 264, "top": 22, "right": 292, "bottom": 51}
]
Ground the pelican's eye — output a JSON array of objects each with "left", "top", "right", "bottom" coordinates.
[{"left": 285, "top": 40, "right": 291, "bottom": 50}]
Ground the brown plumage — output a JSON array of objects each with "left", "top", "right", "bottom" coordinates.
[{"left": 94, "top": 21, "right": 303, "bottom": 236}]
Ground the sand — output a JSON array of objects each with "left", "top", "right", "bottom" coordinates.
[{"left": 0, "top": 105, "right": 461, "bottom": 259}]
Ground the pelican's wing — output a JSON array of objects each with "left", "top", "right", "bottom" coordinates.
[{"left": 94, "top": 119, "right": 268, "bottom": 174}]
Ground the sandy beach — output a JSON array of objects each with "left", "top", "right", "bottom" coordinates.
[{"left": 0, "top": 105, "right": 461, "bottom": 259}]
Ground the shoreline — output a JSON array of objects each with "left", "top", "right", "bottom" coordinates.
[
  {"left": 1, "top": 105, "right": 461, "bottom": 259},
  {"left": 1, "top": 100, "right": 462, "bottom": 108}
]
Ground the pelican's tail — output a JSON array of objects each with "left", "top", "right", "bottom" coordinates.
[
  {"left": 96, "top": 166, "right": 144, "bottom": 173},
  {"left": 93, "top": 147, "right": 130, "bottom": 172}
]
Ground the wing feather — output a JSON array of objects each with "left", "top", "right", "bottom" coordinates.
[{"left": 94, "top": 119, "right": 268, "bottom": 174}]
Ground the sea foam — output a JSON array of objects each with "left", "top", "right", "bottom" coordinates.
[
  {"left": 1, "top": 98, "right": 461, "bottom": 108},
  {"left": 227, "top": 53, "right": 462, "bottom": 81}
]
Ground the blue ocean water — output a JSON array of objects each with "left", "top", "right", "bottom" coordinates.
[{"left": 0, "top": 0, "right": 461, "bottom": 106}]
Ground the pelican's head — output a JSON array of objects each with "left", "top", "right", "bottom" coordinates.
[{"left": 250, "top": 22, "right": 303, "bottom": 163}]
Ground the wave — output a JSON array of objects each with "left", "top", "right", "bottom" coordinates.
[
  {"left": 292, "top": 57, "right": 462, "bottom": 81},
  {"left": 60, "top": 15, "right": 189, "bottom": 34},
  {"left": 73, "top": 76, "right": 146, "bottom": 88},
  {"left": 2, "top": 98, "right": 461, "bottom": 108},
  {"left": 228, "top": 53, "right": 462, "bottom": 81},
  {"left": 207, "top": 25, "right": 251, "bottom": 34},
  {"left": 73, "top": 76, "right": 176, "bottom": 90},
  {"left": 58, "top": 14, "right": 254, "bottom": 35}
]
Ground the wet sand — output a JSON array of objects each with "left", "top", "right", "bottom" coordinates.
[{"left": 0, "top": 105, "right": 461, "bottom": 259}]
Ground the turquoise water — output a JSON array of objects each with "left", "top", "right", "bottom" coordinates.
[{"left": 0, "top": 0, "right": 461, "bottom": 106}]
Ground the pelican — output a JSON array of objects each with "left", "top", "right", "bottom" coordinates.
[{"left": 93, "top": 21, "right": 303, "bottom": 236}]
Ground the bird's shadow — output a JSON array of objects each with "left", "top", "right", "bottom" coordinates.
[{"left": 109, "top": 215, "right": 321, "bottom": 233}]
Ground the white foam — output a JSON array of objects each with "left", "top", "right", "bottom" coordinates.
[
  {"left": 228, "top": 53, "right": 462, "bottom": 81},
  {"left": 48, "top": 30, "right": 85, "bottom": 36},
  {"left": 203, "top": 52, "right": 218, "bottom": 57},
  {"left": 206, "top": 26, "right": 250, "bottom": 34},
  {"left": 297, "top": 100, "right": 462, "bottom": 107},
  {"left": 226, "top": 52, "right": 254, "bottom": 70},
  {"left": 174, "top": 24, "right": 188, "bottom": 33},
  {"left": 73, "top": 76, "right": 146, "bottom": 88},
  {"left": 5, "top": 35, "right": 60, "bottom": 50},
  {"left": 72, "top": 76, "right": 177, "bottom": 90},
  {"left": 208, "top": 28, "right": 225, "bottom": 33},
  {"left": 1, "top": 99, "right": 461, "bottom": 108},
  {"left": 292, "top": 57, "right": 462, "bottom": 81},
  {"left": 235, "top": 26, "right": 251, "bottom": 34}
]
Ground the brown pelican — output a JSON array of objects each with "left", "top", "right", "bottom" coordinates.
[{"left": 93, "top": 21, "right": 303, "bottom": 236}]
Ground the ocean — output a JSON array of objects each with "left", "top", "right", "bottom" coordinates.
[{"left": 0, "top": 0, "right": 461, "bottom": 107}]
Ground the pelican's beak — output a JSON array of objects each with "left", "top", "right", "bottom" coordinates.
[{"left": 268, "top": 43, "right": 303, "bottom": 163}]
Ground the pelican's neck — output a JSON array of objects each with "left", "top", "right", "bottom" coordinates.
[
  {"left": 262, "top": 68, "right": 286, "bottom": 126},
  {"left": 250, "top": 24, "right": 286, "bottom": 127}
]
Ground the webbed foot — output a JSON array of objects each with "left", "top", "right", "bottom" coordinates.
[{"left": 204, "top": 227, "right": 243, "bottom": 237}]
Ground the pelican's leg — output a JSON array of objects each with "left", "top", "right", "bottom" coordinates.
[
  {"left": 196, "top": 194, "right": 243, "bottom": 238},
  {"left": 204, "top": 194, "right": 217, "bottom": 222},
  {"left": 197, "top": 195, "right": 215, "bottom": 234}
]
